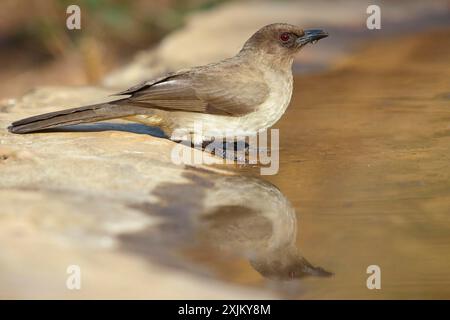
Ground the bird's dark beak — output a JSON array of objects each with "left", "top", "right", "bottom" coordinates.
[{"left": 296, "top": 29, "right": 328, "bottom": 47}]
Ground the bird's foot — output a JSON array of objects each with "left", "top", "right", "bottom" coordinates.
[{"left": 202, "top": 140, "right": 249, "bottom": 163}]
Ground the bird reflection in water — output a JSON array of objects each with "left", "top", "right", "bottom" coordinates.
[
  {"left": 120, "top": 167, "right": 331, "bottom": 282},
  {"left": 195, "top": 173, "right": 331, "bottom": 281}
]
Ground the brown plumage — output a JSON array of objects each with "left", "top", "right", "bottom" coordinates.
[{"left": 8, "top": 23, "right": 328, "bottom": 140}]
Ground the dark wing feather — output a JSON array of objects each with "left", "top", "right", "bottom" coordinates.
[
  {"left": 129, "top": 77, "right": 208, "bottom": 113},
  {"left": 112, "top": 71, "right": 184, "bottom": 96},
  {"left": 114, "top": 63, "right": 269, "bottom": 117}
]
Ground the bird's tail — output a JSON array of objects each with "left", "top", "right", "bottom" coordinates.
[{"left": 8, "top": 100, "right": 149, "bottom": 134}]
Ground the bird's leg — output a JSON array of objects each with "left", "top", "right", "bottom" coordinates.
[
  {"left": 231, "top": 140, "right": 250, "bottom": 163},
  {"left": 202, "top": 138, "right": 249, "bottom": 162}
]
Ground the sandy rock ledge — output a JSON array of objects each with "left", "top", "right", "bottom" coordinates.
[{"left": 0, "top": 86, "right": 273, "bottom": 299}]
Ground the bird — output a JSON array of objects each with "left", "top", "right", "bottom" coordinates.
[{"left": 8, "top": 23, "right": 328, "bottom": 144}]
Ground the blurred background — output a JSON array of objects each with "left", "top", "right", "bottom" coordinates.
[
  {"left": 0, "top": 0, "right": 228, "bottom": 98},
  {"left": 1, "top": 0, "right": 449, "bottom": 99}
]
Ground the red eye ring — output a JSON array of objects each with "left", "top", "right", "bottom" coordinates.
[{"left": 280, "top": 32, "right": 290, "bottom": 42}]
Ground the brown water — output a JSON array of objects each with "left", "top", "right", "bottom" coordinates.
[{"left": 119, "top": 29, "right": 450, "bottom": 299}]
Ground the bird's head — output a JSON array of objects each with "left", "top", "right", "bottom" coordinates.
[{"left": 240, "top": 23, "right": 328, "bottom": 65}]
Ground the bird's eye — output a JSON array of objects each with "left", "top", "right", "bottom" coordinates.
[{"left": 280, "top": 32, "right": 291, "bottom": 42}]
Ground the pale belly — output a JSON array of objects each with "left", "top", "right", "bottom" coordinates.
[{"left": 128, "top": 71, "right": 293, "bottom": 142}]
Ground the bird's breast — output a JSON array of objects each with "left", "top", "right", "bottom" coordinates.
[{"left": 244, "top": 68, "right": 293, "bottom": 131}]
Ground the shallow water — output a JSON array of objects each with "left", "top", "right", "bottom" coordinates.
[{"left": 128, "top": 28, "right": 450, "bottom": 299}]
